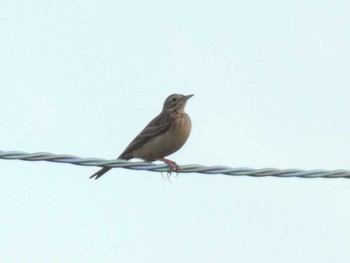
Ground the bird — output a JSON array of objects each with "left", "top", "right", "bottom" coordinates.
[{"left": 90, "top": 93, "right": 193, "bottom": 179}]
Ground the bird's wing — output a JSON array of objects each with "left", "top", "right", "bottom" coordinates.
[{"left": 118, "top": 112, "right": 171, "bottom": 160}]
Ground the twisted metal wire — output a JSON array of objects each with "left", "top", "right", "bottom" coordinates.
[{"left": 0, "top": 150, "right": 349, "bottom": 178}]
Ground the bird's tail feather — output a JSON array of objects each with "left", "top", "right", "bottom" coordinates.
[
  {"left": 89, "top": 155, "right": 132, "bottom": 180},
  {"left": 89, "top": 167, "right": 112, "bottom": 180}
]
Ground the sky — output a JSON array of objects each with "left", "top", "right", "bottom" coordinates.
[{"left": 1, "top": 0, "right": 350, "bottom": 262}]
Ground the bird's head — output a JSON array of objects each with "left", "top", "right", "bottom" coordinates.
[{"left": 162, "top": 94, "right": 194, "bottom": 113}]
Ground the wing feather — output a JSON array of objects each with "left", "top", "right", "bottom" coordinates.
[{"left": 118, "top": 112, "right": 171, "bottom": 159}]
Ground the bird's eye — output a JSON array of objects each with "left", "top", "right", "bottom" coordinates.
[{"left": 172, "top": 97, "right": 177, "bottom": 102}]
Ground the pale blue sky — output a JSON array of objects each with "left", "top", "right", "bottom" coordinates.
[{"left": 1, "top": 0, "right": 350, "bottom": 262}]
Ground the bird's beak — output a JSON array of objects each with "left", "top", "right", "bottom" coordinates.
[{"left": 184, "top": 94, "right": 194, "bottom": 100}]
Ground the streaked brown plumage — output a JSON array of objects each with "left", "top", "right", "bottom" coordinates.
[{"left": 90, "top": 94, "right": 193, "bottom": 179}]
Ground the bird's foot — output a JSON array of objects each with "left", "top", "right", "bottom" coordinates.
[{"left": 157, "top": 158, "right": 180, "bottom": 178}]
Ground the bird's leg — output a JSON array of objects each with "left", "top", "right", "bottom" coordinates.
[{"left": 157, "top": 158, "right": 180, "bottom": 177}]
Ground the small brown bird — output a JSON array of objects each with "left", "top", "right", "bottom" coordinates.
[{"left": 90, "top": 93, "right": 193, "bottom": 179}]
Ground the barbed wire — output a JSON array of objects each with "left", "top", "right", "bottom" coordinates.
[{"left": 0, "top": 150, "right": 349, "bottom": 178}]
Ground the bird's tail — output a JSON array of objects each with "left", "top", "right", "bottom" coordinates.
[
  {"left": 89, "top": 167, "right": 112, "bottom": 180},
  {"left": 89, "top": 154, "right": 132, "bottom": 180}
]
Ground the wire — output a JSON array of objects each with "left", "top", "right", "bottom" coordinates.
[{"left": 0, "top": 150, "right": 349, "bottom": 178}]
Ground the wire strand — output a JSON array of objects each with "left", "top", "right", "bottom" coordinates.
[{"left": 0, "top": 150, "right": 349, "bottom": 178}]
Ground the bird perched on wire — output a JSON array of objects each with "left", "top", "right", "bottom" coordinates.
[{"left": 90, "top": 93, "right": 193, "bottom": 179}]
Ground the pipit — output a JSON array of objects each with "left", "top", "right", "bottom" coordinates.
[{"left": 90, "top": 93, "right": 193, "bottom": 179}]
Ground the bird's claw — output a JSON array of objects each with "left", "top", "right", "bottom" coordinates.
[
  {"left": 157, "top": 158, "right": 180, "bottom": 180},
  {"left": 166, "top": 162, "right": 179, "bottom": 178}
]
